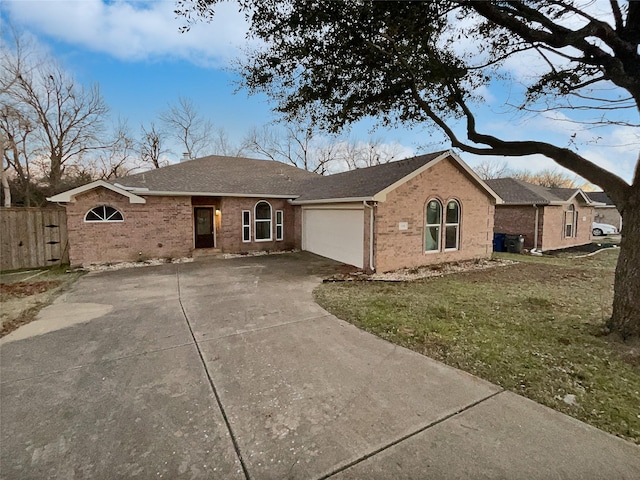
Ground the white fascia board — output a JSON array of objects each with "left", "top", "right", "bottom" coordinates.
[
  {"left": 47, "top": 180, "right": 146, "bottom": 204},
  {"left": 291, "top": 196, "right": 373, "bottom": 205},
  {"left": 371, "top": 150, "right": 504, "bottom": 204},
  {"left": 571, "top": 189, "right": 597, "bottom": 205}
]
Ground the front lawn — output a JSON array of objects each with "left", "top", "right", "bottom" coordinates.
[{"left": 314, "top": 249, "right": 640, "bottom": 444}]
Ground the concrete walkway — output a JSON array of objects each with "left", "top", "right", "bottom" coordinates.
[{"left": 1, "top": 252, "right": 638, "bottom": 479}]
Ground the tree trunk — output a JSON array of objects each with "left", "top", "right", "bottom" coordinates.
[
  {"left": 1, "top": 138, "right": 10, "bottom": 207},
  {"left": 608, "top": 187, "right": 640, "bottom": 340},
  {"left": 49, "top": 155, "right": 62, "bottom": 190}
]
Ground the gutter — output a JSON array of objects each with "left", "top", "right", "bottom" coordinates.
[{"left": 363, "top": 201, "right": 375, "bottom": 272}]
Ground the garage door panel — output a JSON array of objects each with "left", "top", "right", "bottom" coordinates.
[{"left": 303, "top": 208, "right": 364, "bottom": 268}]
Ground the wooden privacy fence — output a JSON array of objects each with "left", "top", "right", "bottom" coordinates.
[{"left": 0, "top": 207, "right": 69, "bottom": 271}]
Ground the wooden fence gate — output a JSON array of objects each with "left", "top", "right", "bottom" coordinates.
[{"left": 0, "top": 207, "right": 69, "bottom": 271}]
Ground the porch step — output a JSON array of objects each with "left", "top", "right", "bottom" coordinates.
[{"left": 192, "top": 248, "right": 223, "bottom": 259}]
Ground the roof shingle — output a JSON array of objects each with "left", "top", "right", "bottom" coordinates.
[
  {"left": 114, "top": 155, "right": 320, "bottom": 196},
  {"left": 294, "top": 151, "right": 447, "bottom": 202}
]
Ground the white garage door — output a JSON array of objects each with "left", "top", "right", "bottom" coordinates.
[{"left": 303, "top": 206, "right": 364, "bottom": 268}]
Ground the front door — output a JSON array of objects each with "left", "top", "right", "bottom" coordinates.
[{"left": 194, "top": 207, "right": 215, "bottom": 248}]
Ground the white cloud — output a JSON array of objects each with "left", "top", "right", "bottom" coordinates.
[{"left": 2, "top": 0, "right": 250, "bottom": 66}]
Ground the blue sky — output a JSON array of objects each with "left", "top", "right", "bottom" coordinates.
[{"left": 2, "top": 0, "right": 637, "bottom": 185}]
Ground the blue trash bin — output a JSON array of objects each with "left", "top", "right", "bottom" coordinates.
[{"left": 493, "top": 233, "right": 506, "bottom": 252}]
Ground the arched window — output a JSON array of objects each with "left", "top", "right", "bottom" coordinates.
[
  {"left": 445, "top": 200, "right": 460, "bottom": 250},
  {"left": 425, "top": 199, "right": 442, "bottom": 252},
  {"left": 565, "top": 204, "right": 576, "bottom": 237},
  {"left": 84, "top": 205, "right": 124, "bottom": 222},
  {"left": 254, "top": 201, "right": 272, "bottom": 241}
]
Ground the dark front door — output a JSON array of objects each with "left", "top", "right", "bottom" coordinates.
[{"left": 194, "top": 207, "right": 215, "bottom": 248}]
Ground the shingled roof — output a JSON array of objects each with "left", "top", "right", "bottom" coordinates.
[
  {"left": 113, "top": 155, "right": 320, "bottom": 197},
  {"left": 294, "top": 151, "right": 447, "bottom": 202},
  {"left": 586, "top": 191, "right": 614, "bottom": 205},
  {"left": 50, "top": 150, "right": 500, "bottom": 204},
  {"left": 485, "top": 178, "right": 591, "bottom": 205}
]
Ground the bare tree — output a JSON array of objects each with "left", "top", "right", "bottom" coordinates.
[
  {"left": 339, "top": 137, "right": 406, "bottom": 170},
  {"left": 91, "top": 119, "right": 139, "bottom": 180},
  {"left": 0, "top": 105, "right": 36, "bottom": 205},
  {"left": 15, "top": 68, "right": 106, "bottom": 190},
  {"left": 0, "top": 25, "right": 34, "bottom": 206},
  {"left": 510, "top": 168, "right": 578, "bottom": 189},
  {"left": 243, "top": 121, "right": 338, "bottom": 174},
  {"left": 473, "top": 158, "right": 510, "bottom": 180},
  {"left": 210, "top": 126, "right": 247, "bottom": 157},
  {"left": 138, "top": 122, "right": 169, "bottom": 169},
  {"left": 159, "top": 96, "right": 213, "bottom": 159}
]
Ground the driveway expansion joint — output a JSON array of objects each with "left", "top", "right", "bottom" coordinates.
[
  {"left": 316, "top": 388, "right": 506, "bottom": 480},
  {"left": 175, "top": 266, "right": 251, "bottom": 480}
]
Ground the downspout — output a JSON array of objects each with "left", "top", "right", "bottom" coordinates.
[
  {"left": 532, "top": 204, "right": 540, "bottom": 253},
  {"left": 363, "top": 201, "right": 375, "bottom": 272}
]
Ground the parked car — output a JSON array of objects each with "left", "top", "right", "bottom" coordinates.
[{"left": 592, "top": 222, "right": 618, "bottom": 236}]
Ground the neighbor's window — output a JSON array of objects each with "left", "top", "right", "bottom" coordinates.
[
  {"left": 242, "top": 210, "right": 251, "bottom": 242},
  {"left": 275, "top": 210, "right": 284, "bottom": 241},
  {"left": 565, "top": 205, "right": 576, "bottom": 238},
  {"left": 254, "top": 201, "right": 272, "bottom": 241},
  {"left": 84, "top": 205, "right": 123, "bottom": 222},
  {"left": 425, "top": 199, "right": 442, "bottom": 252},
  {"left": 444, "top": 200, "right": 460, "bottom": 250}
]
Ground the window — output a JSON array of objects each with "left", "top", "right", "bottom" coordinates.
[
  {"left": 565, "top": 205, "right": 576, "bottom": 238},
  {"left": 425, "top": 199, "right": 442, "bottom": 252},
  {"left": 275, "top": 210, "right": 284, "bottom": 241},
  {"left": 254, "top": 201, "right": 272, "bottom": 241},
  {"left": 242, "top": 210, "right": 251, "bottom": 242},
  {"left": 84, "top": 205, "right": 123, "bottom": 222},
  {"left": 444, "top": 200, "right": 460, "bottom": 250}
]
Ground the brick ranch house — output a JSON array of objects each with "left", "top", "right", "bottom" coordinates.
[
  {"left": 485, "top": 178, "right": 597, "bottom": 252},
  {"left": 48, "top": 150, "right": 501, "bottom": 272}
]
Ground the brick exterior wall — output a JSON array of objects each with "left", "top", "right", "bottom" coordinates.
[
  {"left": 373, "top": 157, "right": 495, "bottom": 272},
  {"left": 493, "top": 202, "right": 593, "bottom": 251},
  {"left": 540, "top": 203, "right": 593, "bottom": 251},
  {"left": 65, "top": 188, "right": 302, "bottom": 266},
  {"left": 217, "top": 197, "right": 300, "bottom": 253},
  {"left": 493, "top": 206, "right": 540, "bottom": 249},
  {"left": 66, "top": 188, "right": 193, "bottom": 266}
]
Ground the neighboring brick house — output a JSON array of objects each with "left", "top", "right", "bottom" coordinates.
[
  {"left": 485, "top": 178, "right": 597, "bottom": 252},
  {"left": 588, "top": 191, "right": 622, "bottom": 232},
  {"left": 49, "top": 150, "right": 501, "bottom": 272}
]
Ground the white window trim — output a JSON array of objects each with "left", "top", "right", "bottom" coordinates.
[
  {"left": 424, "top": 199, "right": 442, "bottom": 253},
  {"left": 444, "top": 200, "right": 460, "bottom": 251},
  {"left": 564, "top": 206, "right": 576, "bottom": 238},
  {"left": 254, "top": 201, "right": 273, "bottom": 242},
  {"left": 242, "top": 210, "right": 251, "bottom": 243},
  {"left": 275, "top": 210, "right": 284, "bottom": 241},
  {"left": 84, "top": 205, "right": 124, "bottom": 223}
]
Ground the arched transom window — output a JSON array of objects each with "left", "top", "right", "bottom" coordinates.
[
  {"left": 84, "top": 205, "right": 124, "bottom": 222},
  {"left": 254, "top": 201, "right": 272, "bottom": 241}
]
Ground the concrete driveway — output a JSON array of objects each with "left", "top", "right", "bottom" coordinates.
[{"left": 1, "top": 252, "right": 638, "bottom": 479}]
